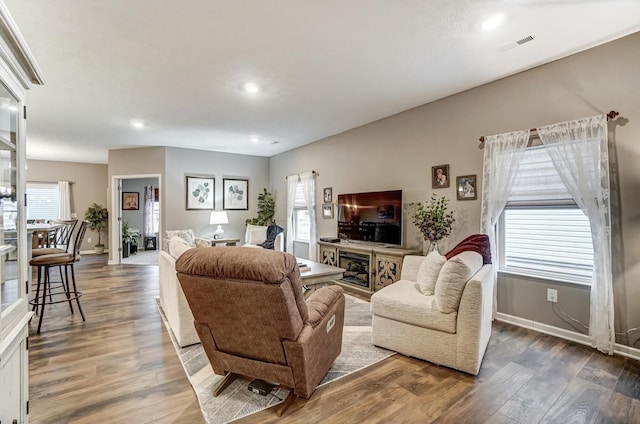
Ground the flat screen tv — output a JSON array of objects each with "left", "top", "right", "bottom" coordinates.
[{"left": 336, "top": 190, "right": 402, "bottom": 246}]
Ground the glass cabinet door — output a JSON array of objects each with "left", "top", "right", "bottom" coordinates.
[{"left": 0, "top": 81, "right": 22, "bottom": 333}]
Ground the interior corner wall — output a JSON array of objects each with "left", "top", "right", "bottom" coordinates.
[
  {"left": 269, "top": 31, "right": 640, "bottom": 346},
  {"left": 163, "top": 147, "right": 269, "bottom": 240},
  {"left": 26, "top": 159, "right": 108, "bottom": 252}
]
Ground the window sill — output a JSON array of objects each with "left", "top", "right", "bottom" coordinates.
[{"left": 498, "top": 269, "right": 591, "bottom": 288}]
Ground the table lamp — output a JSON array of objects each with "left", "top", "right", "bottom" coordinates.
[{"left": 209, "top": 211, "right": 229, "bottom": 239}]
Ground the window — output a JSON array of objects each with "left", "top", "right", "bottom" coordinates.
[
  {"left": 499, "top": 145, "right": 594, "bottom": 285},
  {"left": 27, "top": 182, "right": 59, "bottom": 221},
  {"left": 293, "top": 183, "right": 310, "bottom": 242},
  {"left": 501, "top": 207, "right": 593, "bottom": 283}
]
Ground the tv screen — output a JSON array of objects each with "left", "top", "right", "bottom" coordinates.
[{"left": 337, "top": 190, "right": 402, "bottom": 246}]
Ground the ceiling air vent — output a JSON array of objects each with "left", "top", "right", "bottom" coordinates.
[
  {"left": 516, "top": 35, "right": 535, "bottom": 45},
  {"left": 499, "top": 34, "right": 536, "bottom": 52}
]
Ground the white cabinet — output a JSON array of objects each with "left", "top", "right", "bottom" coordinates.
[{"left": 0, "top": 2, "right": 44, "bottom": 423}]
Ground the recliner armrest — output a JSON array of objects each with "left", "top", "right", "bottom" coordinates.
[{"left": 305, "top": 285, "right": 344, "bottom": 327}]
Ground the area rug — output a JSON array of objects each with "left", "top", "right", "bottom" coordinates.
[{"left": 156, "top": 294, "right": 394, "bottom": 423}]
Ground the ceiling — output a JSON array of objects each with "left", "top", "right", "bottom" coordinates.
[{"left": 4, "top": 0, "right": 640, "bottom": 164}]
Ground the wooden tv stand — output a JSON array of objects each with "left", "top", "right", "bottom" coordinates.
[{"left": 317, "top": 241, "right": 420, "bottom": 294}]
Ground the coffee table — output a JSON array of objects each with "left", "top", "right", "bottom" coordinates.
[{"left": 297, "top": 258, "right": 345, "bottom": 295}]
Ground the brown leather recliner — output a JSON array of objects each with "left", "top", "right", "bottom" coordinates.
[{"left": 175, "top": 247, "right": 345, "bottom": 415}]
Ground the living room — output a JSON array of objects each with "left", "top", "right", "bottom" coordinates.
[{"left": 1, "top": 1, "right": 639, "bottom": 423}]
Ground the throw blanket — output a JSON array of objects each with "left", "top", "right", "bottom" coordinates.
[
  {"left": 445, "top": 234, "right": 492, "bottom": 264},
  {"left": 259, "top": 224, "right": 284, "bottom": 249}
]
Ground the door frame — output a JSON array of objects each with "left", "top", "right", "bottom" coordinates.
[{"left": 109, "top": 173, "right": 162, "bottom": 265}]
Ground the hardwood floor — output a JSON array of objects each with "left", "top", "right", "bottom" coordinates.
[{"left": 29, "top": 255, "right": 640, "bottom": 423}]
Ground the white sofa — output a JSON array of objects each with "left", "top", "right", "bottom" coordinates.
[
  {"left": 243, "top": 224, "right": 284, "bottom": 251},
  {"left": 371, "top": 252, "right": 493, "bottom": 375},
  {"left": 159, "top": 231, "right": 207, "bottom": 347}
]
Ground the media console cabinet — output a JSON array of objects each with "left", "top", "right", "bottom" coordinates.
[{"left": 317, "top": 241, "right": 420, "bottom": 294}]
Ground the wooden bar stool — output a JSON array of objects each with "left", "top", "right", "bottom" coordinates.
[{"left": 29, "top": 221, "right": 88, "bottom": 333}]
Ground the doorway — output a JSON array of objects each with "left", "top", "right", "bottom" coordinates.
[{"left": 110, "top": 174, "right": 162, "bottom": 265}]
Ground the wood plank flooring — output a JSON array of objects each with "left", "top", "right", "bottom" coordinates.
[{"left": 29, "top": 255, "right": 640, "bottom": 423}]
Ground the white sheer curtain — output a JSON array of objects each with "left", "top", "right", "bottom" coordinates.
[
  {"left": 286, "top": 175, "right": 297, "bottom": 253},
  {"left": 480, "top": 130, "right": 529, "bottom": 316},
  {"left": 143, "top": 185, "right": 154, "bottom": 238},
  {"left": 57, "top": 180, "right": 71, "bottom": 219},
  {"left": 299, "top": 171, "right": 317, "bottom": 261},
  {"left": 537, "top": 114, "right": 614, "bottom": 354}
]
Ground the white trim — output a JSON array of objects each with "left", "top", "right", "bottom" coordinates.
[
  {"left": 0, "top": 1, "right": 45, "bottom": 86},
  {"left": 496, "top": 312, "right": 640, "bottom": 361},
  {"left": 110, "top": 174, "right": 162, "bottom": 265}
]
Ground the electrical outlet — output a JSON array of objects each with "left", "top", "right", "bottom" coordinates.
[
  {"left": 547, "top": 288, "right": 558, "bottom": 303},
  {"left": 87, "top": 237, "right": 92, "bottom": 243}
]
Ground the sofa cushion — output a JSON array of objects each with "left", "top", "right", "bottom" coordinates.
[
  {"left": 163, "top": 229, "right": 195, "bottom": 252},
  {"left": 416, "top": 251, "right": 447, "bottom": 295},
  {"left": 434, "top": 251, "right": 483, "bottom": 314},
  {"left": 169, "top": 236, "right": 193, "bottom": 259},
  {"left": 370, "top": 280, "right": 457, "bottom": 334}
]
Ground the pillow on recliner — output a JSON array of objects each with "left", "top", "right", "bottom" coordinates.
[
  {"left": 416, "top": 251, "right": 447, "bottom": 295},
  {"left": 434, "top": 251, "right": 483, "bottom": 314}
]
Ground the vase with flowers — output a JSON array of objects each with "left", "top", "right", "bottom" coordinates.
[{"left": 408, "top": 194, "right": 455, "bottom": 254}]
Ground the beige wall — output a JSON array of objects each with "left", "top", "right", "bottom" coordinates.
[
  {"left": 270, "top": 32, "right": 640, "bottom": 346},
  {"left": 26, "top": 159, "right": 108, "bottom": 252},
  {"left": 164, "top": 147, "right": 270, "bottom": 240}
]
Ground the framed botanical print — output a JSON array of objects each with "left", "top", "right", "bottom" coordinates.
[
  {"left": 432, "top": 164, "right": 450, "bottom": 188},
  {"left": 456, "top": 174, "right": 477, "bottom": 200},
  {"left": 223, "top": 178, "right": 249, "bottom": 210},
  {"left": 186, "top": 176, "right": 215, "bottom": 210}
]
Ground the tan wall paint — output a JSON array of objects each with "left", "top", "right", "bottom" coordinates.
[
  {"left": 270, "top": 32, "right": 640, "bottom": 346},
  {"left": 164, "top": 147, "right": 270, "bottom": 240},
  {"left": 26, "top": 159, "right": 108, "bottom": 252}
]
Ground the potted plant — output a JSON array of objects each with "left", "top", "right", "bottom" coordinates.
[
  {"left": 408, "top": 194, "right": 455, "bottom": 254},
  {"left": 245, "top": 188, "right": 276, "bottom": 226},
  {"left": 84, "top": 203, "right": 108, "bottom": 254},
  {"left": 121, "top": 220, "right": 139, "bottom": 258}
]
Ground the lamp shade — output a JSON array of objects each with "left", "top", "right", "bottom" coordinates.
[{"left": 209, "top": 211, "right": 229, "bottom": 225}]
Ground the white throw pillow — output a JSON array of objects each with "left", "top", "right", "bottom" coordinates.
[
  {"left": 416, "top": 251, "right": 447, "bottom": 295},
  {"left": 434, "top": 251, "right": 483, "bottom": 314},
  {"left": 168, "top": 236, "right": 193, "bottom": 259},
  {"left": 247, "top": 227, "right": 267, "bottom": 245}
]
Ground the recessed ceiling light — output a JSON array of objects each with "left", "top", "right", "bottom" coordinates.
[
  {"left": 250, "top": 136, "right": 259, "bottom": 143},
  {"left": 242, "top": 82, "right": 260, "bottom": 93},
  {"left": 482, "top": 14, "right": 504, "bottom": 31},
  {"left": 130, "top": 120, "right": 145, "bottom": 129}
]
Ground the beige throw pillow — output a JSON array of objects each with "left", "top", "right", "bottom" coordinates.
[
  {"left": 434, "top": 251, "right": 483, "bottom": 314},
  {"left": 416, "top": 251, "right": 447, "bottom": 295},
  {"left": 169, "top": 236, "right": 193, "bottom": 259},
  {"left": 247, "top": 227, "right": 267, "bottom": 245}
]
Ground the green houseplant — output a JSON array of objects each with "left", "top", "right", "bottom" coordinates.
[
  {"left": 121, "top": 220, "right": 139, "bottom": 258},
  {"left": 245, "top": 188, "right": 276, "bottom": 226},
  {"left": 408, "top": 194, "right": 455, "bottom": 253},
  {"left": 84, "top": 203, "right": 109, "bottom": 254}
]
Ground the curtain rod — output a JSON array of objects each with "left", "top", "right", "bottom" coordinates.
[
  {"left": 285, "top": 170, "right": 318, "bottom": 179},
  {"left": 478, "top": 111, "right": 619, "bottom": 143},
  {"left": 28, "top": 180, "right": 75, "bottom": 184}
]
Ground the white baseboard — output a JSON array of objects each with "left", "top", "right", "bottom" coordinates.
[
  {"left": 80, "top": 249, "right": 109, "bottom": 255},
  {"left": 496, "top": 312, "right": 640, "bottom": 361}
]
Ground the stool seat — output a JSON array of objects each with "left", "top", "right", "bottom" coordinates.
[
  {"left": 30, "top": 252, "right": 75, "bottom": 266},
  {"left": 31, "top": 247, "right": 67, "bottom": 258}
]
